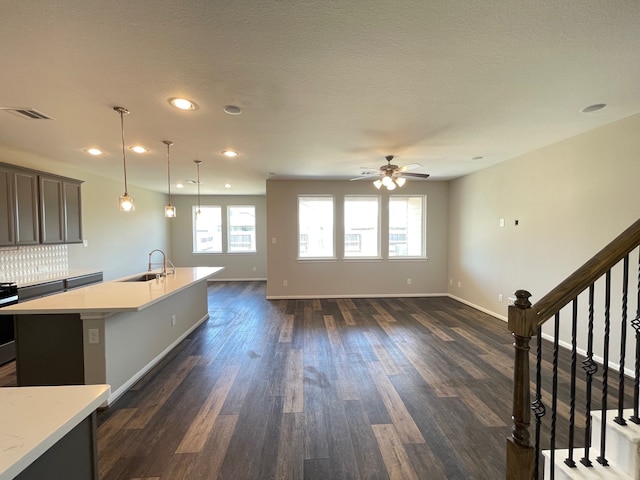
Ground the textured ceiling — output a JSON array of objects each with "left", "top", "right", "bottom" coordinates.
[{"left": 1, "top": 1, "right": 639, "bottom": 195}]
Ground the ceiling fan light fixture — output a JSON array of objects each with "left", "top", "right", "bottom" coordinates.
[
  {"left": 386, "top": 181, "right": 396, "bottom": 191},
  {"left": 381, "top": 175, "right": 393, "bottom": 187},
  {"left": 373, "top": 179, "right": 383, "bottom": 189},
  {"left": 395, "top": 177, "right": 406, "bottom": 187}
]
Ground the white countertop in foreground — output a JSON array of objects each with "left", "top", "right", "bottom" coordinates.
[
  {"left": 2, "top": 267, "right": 223, "bottom": 314},
  {"left": 0, "top": 384, "right": 110, "bottom": 480}
]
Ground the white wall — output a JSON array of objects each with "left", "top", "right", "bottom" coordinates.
[
  {"left": 0, "top": 143, "right": 170, "bottom": 280},
  {"left": 169, "top": 194, "right": 267, "bottom": 280},
  {"left": 448, "top": 113, "right": 640, "bottom": 322},
  {"left": 266, "top": 179, "right": 449, "bottom": 298}
]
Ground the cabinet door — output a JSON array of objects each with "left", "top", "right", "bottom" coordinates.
[
  {"left": 0, "top": 167, "right": 15, "bottom": 246},
  {"left": 14, "top": 170, "right": 39, "bottom": 245},
  {"left": 63, "top": 181, "right": 83, "bottom": 243},
  {"left": 39, "top": 176, "right": 64, "bottom": 244}
]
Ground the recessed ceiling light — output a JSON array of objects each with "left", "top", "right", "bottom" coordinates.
[
  {"left": 85, "top": 148, "right": 103, "bottom": 156},
  {"left": 176, "top": 183, "right": 184, "bottom": 189},
  {"left": 222, "top": 150, "right": 238, "bottom": 157},
  {"left": 170, "top": 98, "right": 197, "bottom": 110},
  {"left": 580, "top": 103, "right": 607, "bottom": 113},
  {"left": 129, "top": 145, "right": 149, "bottom": 154},
  {"left": 223, "top": 105, "right": 242, "bottom": 115},
  {"left": 225, "top": 183, "right": 231, "bottom": 188}
]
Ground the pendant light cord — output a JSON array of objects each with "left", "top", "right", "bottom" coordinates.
[
  {"left": 115, "top": 106, "right": 130, "bottom": 195},
  {"left": 165, "top": 141, "right": 173, "bottom": 204}
]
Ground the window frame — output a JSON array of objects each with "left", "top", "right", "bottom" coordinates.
[
  {"left": 343, "top": 195, "right": 381, "bottom": 260},
  {"left": 297, "top": 194, "right": 336, "bottom": 260},
  {"left": 192, "top": 205, "right": 223, "bottom": 254},
  {"left": 227, "top": 205, "right": 257, "bottom": 254},
  {"left": 388, "top": 194, "right": 427, "bottom": 260}
]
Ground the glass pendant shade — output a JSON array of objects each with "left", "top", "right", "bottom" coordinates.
[
  {"left": 119, "top": 193, "right": 135, "bottom": 211},
  {"left": 386, "top": 181, "right": 396, "bottom": 191},
  {"left": 165, "top": 205, "right": 176, "bottom": 217},
  {"left": 395, "top": 177, "right": 406, "bottom": 187},
  {"left": 381, "top": 175, "right": 393, "bottom": 187},
  {"left": 114, "top": 106, "right": 135, "bottom": 212},
  {"left": 373, "top": 179, "right": 383, "bottom": 189}
]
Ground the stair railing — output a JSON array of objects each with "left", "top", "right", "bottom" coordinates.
[{"left": 506, "top": 217, "right": 640, "bottom": 479}]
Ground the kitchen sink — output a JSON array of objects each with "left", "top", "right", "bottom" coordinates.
[{"left": 121, "top": 273, "right": 160, "bottom": 282}]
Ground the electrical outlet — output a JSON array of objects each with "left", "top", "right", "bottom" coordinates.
[
  {"left": 407, "top": 278, "right": 412, "bottom": 285},
  {"left": 457, "top": 281, "right": 462, "bottom": 288},
  {"left": 88, "top": 329, "right": 99, "bottom": 344},
  {"left": 498, "top": 294, "right": 503, "bottom": 302},
  {"left": 171, "top": 314, "right": 176, "bottom": 326},
  {"left": 283, "top": 280, "right": 288, "bottom": 287},
  {"left": 252, "top": 266, "right": 257, "bottom": 272}
]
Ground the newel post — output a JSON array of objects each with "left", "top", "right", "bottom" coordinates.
[{"left": 506, "top": 290, "right": 537, "bottom": 480}]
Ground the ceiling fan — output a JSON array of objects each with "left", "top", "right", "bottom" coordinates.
[{"left": 351, "top": 155, "right": 430, "bottom": 190}]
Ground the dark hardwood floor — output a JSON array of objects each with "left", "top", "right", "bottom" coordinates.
[{"left": 96, "top": 281, "right": 516, "bottom": 479}]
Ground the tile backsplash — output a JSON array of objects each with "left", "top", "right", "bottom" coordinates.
[{"left": 0, "top": 245, "right": 69, "bottom": 283}]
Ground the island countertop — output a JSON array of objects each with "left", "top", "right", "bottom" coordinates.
[
  {"left": 0, "top": 384, "right": 110, "bottom": 480},
  {"left": 2, "top": 266, "right": 223, "bottom": 315}
]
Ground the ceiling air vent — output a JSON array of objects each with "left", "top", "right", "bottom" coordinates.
[{"left": 0, "top": 107, "right": 54, "bottom": 120}]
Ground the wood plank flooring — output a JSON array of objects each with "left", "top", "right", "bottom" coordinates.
[{"left": 96, "top": 282, "right": 516, "bottom": 479}]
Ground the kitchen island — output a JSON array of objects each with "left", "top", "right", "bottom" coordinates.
[{"left": 3, "top": 267, "right": 223, "bottom": 405}]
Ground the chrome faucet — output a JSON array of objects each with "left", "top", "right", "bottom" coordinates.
[{"left": 148, "top": 249, "right": 167, "bottom": 277}]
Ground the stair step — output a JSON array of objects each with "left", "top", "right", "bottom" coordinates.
[
  {"left": 591, "top": 409, "right": 640, "bottom": 480},
  {"left": 542, "top": 449, "right": 632, "bottom": 479}
]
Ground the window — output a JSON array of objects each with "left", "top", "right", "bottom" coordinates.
[
  {"left": 344, "top": 196, "right": 380, "bottom": 258},
  {"left": 228, "top": 206, "right": 256, "bottom": 252},
  {"left": 298, "top": 196, "right": 334, "bottom": 258},
  {"left": 389, "top": 195, "right": 425, "bottom": 257},
  {"left": 193, "top": 206, "right": 222, "bottom": 253}
]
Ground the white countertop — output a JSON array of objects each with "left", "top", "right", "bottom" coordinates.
[
  {"left": 2, "top": 267, "right": 223, "bottom": 314},
  {"left": 0, "top": 384, "right": 110, "bottom": 480}
]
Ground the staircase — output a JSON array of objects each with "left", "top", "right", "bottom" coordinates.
[
  {"left": 505, "top": 218, "right": 640, "bottom": 480},
  {"left": 543, "top": 408, "right": 640, "bottom": 479}
]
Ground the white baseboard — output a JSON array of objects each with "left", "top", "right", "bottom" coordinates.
[
  {"left": 265, "top": 292, "right": 448, "bottom": 300},
  {"left": 106, "top": 313, "right": 210, "bottom": 406},
  {"left": 447, "top": 294, "right": 508, "bottom": 322}
]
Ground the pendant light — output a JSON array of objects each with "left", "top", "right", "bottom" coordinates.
[
  {"left": 194, "top": 160, "right": 202, "bottom": 218},
  {"left": 163, "top": 140, "right": 176, "bottom": 218},
  {"left": 114, "top": 106, "right": 134, "bottom": 211}
]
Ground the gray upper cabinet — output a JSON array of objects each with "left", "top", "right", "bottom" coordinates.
[
  {"left": 14, "top": 170, "right": 40, "bottom": 245},
  {"left": 39, "top": 175, "right": 65, "bottom": 244},
  {"left": 63, "top": 181, "right": 83, "bottom": 244},
  {"left": 0, "top": 162, "right": 83, "bottom": 246},
  {"left": 0, "top": 166, "right": 15, "bottom": 245}
]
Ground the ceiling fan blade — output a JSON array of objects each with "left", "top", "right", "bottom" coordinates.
[
  {"left": 350, "top": 173, "right": 381, "bottom": 181},
  {"left": 400, "top": 172, "right": 430, "bottom": 179},
  {"left": 399, "top": 163, "right": 422, "bottom": 172}
]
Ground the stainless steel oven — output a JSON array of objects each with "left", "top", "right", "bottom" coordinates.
[{"left": 0, "top": 282, "right": 18, "bottom": 365}]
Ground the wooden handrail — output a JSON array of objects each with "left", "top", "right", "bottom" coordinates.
[{"left": 532, "top": 217, "right": 640, "bottom": 327}]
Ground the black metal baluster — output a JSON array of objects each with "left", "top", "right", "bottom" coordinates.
[
  {"left": 550, "top": 312, "right": 561, "bottom": 479},
  {"left": 581, "top": 284, "right": 597, "bottom": 467},
  {"left": 615, "top": 255, "right": 629, "bottom": 425},
  {"left": 532, "top": 325, "right": 546, "bottom": 479},
  {"left": 632, "top": 249, "right": 640, "bottom": 425},
  {"left": 565, "top": 299, "right": 578, "bottom": 467},
  {"left": 597, "top": 269, "right": 612, "bottom": 466}
]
